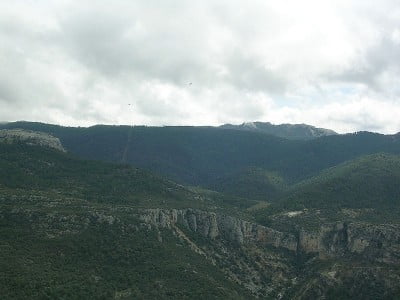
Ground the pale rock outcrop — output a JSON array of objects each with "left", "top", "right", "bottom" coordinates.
[
  {"left": 138, "top": 209, "right": 400, "bottom": 264},
  {"left": 299, "top": 222, "right": 400, "bottom": 264},
  {"left": 139, "top": 209, "right": 297, "bottom": 252},
  {"left": 0, "top": 129, "right": 65, "bottom": 152}
]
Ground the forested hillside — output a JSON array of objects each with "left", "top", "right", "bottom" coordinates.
[
  {"left": 280, "top": 153, "right": 400, "bottom": 210},
  {"left": 2, "top": 128, "right": 400, "bottom": 299},
  {"left": 2, "top": 122, "right": 400, "bottom": 202}
]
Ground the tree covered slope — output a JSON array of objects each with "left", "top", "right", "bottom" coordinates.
[
  {"left": 0, "top": 141, "right": 256, "bottom": 299},
  {"left": 279, "top": 153, "right": 400, "bottom": 210},
  {"left": 2, "top": 122, "right": 400, "bottom": 202}
]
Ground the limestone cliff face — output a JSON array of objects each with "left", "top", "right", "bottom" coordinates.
[
  {"left": 299, "top": 222, "right": 349, "bottom": 256},
  {"left": 299, "top": 222, "right": 400, "bottom": 264},
  {"left": 138, "top": 208, "right": 298, "bottom": 251},
  {"left": 0, "top": 129, "right": 65, "bottom": 152},
  {"left": 4, "top": 206, "right": 399, "bottom": 299},
  {"left": 138, "top": 209, "right": 400, "bottom": 264},
  {"left": 346, "top": 223, "right": 400, "bottom": 264}
]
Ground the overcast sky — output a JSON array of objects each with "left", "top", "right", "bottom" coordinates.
[{"left": 1, "top": 0, "right": 400, "bottom": 133}]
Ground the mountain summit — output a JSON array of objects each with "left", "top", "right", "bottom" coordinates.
[{"left": 220, "top": 121, "right": 337, "bottom": 140}]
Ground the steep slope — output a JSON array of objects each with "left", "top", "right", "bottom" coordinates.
[{"left": 220, "top": 121, "right": 337, "bottom": 140}]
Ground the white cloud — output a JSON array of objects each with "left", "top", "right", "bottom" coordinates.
[
  {"left": 0, "top": 0, "right": 400, "bottom": 133},
  {"left": 265, "top": 97, "right": 400, "bottom": 134}
]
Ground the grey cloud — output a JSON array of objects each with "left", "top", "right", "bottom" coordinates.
[
  {"left": 224, "top": 53, "right": 288, "bottom": 94},
  {"left": 327, "top": 112, "right": 386, "bottom": 133},
  {"left": 1, "top": 0, "right": 400, "bottom": 133},
  {"left": 56, "top": 1, "right": 290, "bottom": 93},
  {"left": 328, "top": 37, "right": 400, "bottom": 93},
  {"left": 56, "top": 3, "right": 219, "bottom": 87},
  {"left": 0, "top": 48, "right": 59, "bottom": 108}
]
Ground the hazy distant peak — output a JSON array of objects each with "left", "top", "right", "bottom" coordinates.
[
  {"left": 242, "top": 122, "right": 258, "bottom": 129},
  {"left": 220, "top": 121, "right": 337, "bottom": 140}
]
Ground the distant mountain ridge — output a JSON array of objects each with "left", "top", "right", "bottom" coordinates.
[
  {"left": 2, "top": 121, "right": 400, "bottom": 202},
  {"left": 220, "top": 121, "right": 337, "bottom": 140},
  {"left": 0, "top": 122, "right": 397, "bottom": 172}
]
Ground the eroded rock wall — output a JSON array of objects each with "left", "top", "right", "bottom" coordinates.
[
  {"left": 138, "top": 209, "right": 400, "bottom": 264},
  {"left": 138, "top": 208, "right": 298, "bottom": 251}
]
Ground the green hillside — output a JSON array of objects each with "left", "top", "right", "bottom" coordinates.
[
  {"left": 0, "top": 142, "right": 255, "bottom": 299},
  {"left": 252, "top": 153, "right": 400, "bottom": 240},
  {"left": 2, "top": 131, "right": 400, "bottom": 299},
  {"left": 0, "top": 122, "right": 294, "bottom": 185},
  {"left": 2, "top": 122, "right": 400, "bottom": 211},
  {"left": 278, "top": 153, "right": 400, "bottom": 210},
  {"left": 0, "top": 201, "right": 251, "bottom": 299},
  {"left": 0, "top": 141, "right": 258, "bottom": 215},
  {"left": 210, "top": 167, "right": 287, "bottom": 201},
  {"left": 0, "top": 142, "right": 193, "bottom": 208},
  {"left": 2, "top": 123, "right": 400, "bottom": 189}
]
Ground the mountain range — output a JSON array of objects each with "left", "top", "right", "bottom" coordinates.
[
  {"left": 1, "top": 121, "right": 400, "bottom": 299},
  {"left": 2, "top": 121, "right": 400, "bottom": 199}
]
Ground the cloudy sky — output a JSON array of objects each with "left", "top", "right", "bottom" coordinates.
[{"left": 1, "top": 0, "right": 400, "bottom": 133}]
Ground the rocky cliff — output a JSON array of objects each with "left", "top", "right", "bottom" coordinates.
[
  {"left": 138, "top": 208, "right": 298, "bottom": 251},
  {"left": 298, "top": 222, "right": 400, "bottom": 264},
  {"left": 3, "top": 204, "right": 399, "bottom": 299},
  {"left": 138, "top": 209, "right": 400, "bottom": 264},
  {"left": 136, "top": 209, "right": 400, "bottom": 298}
]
